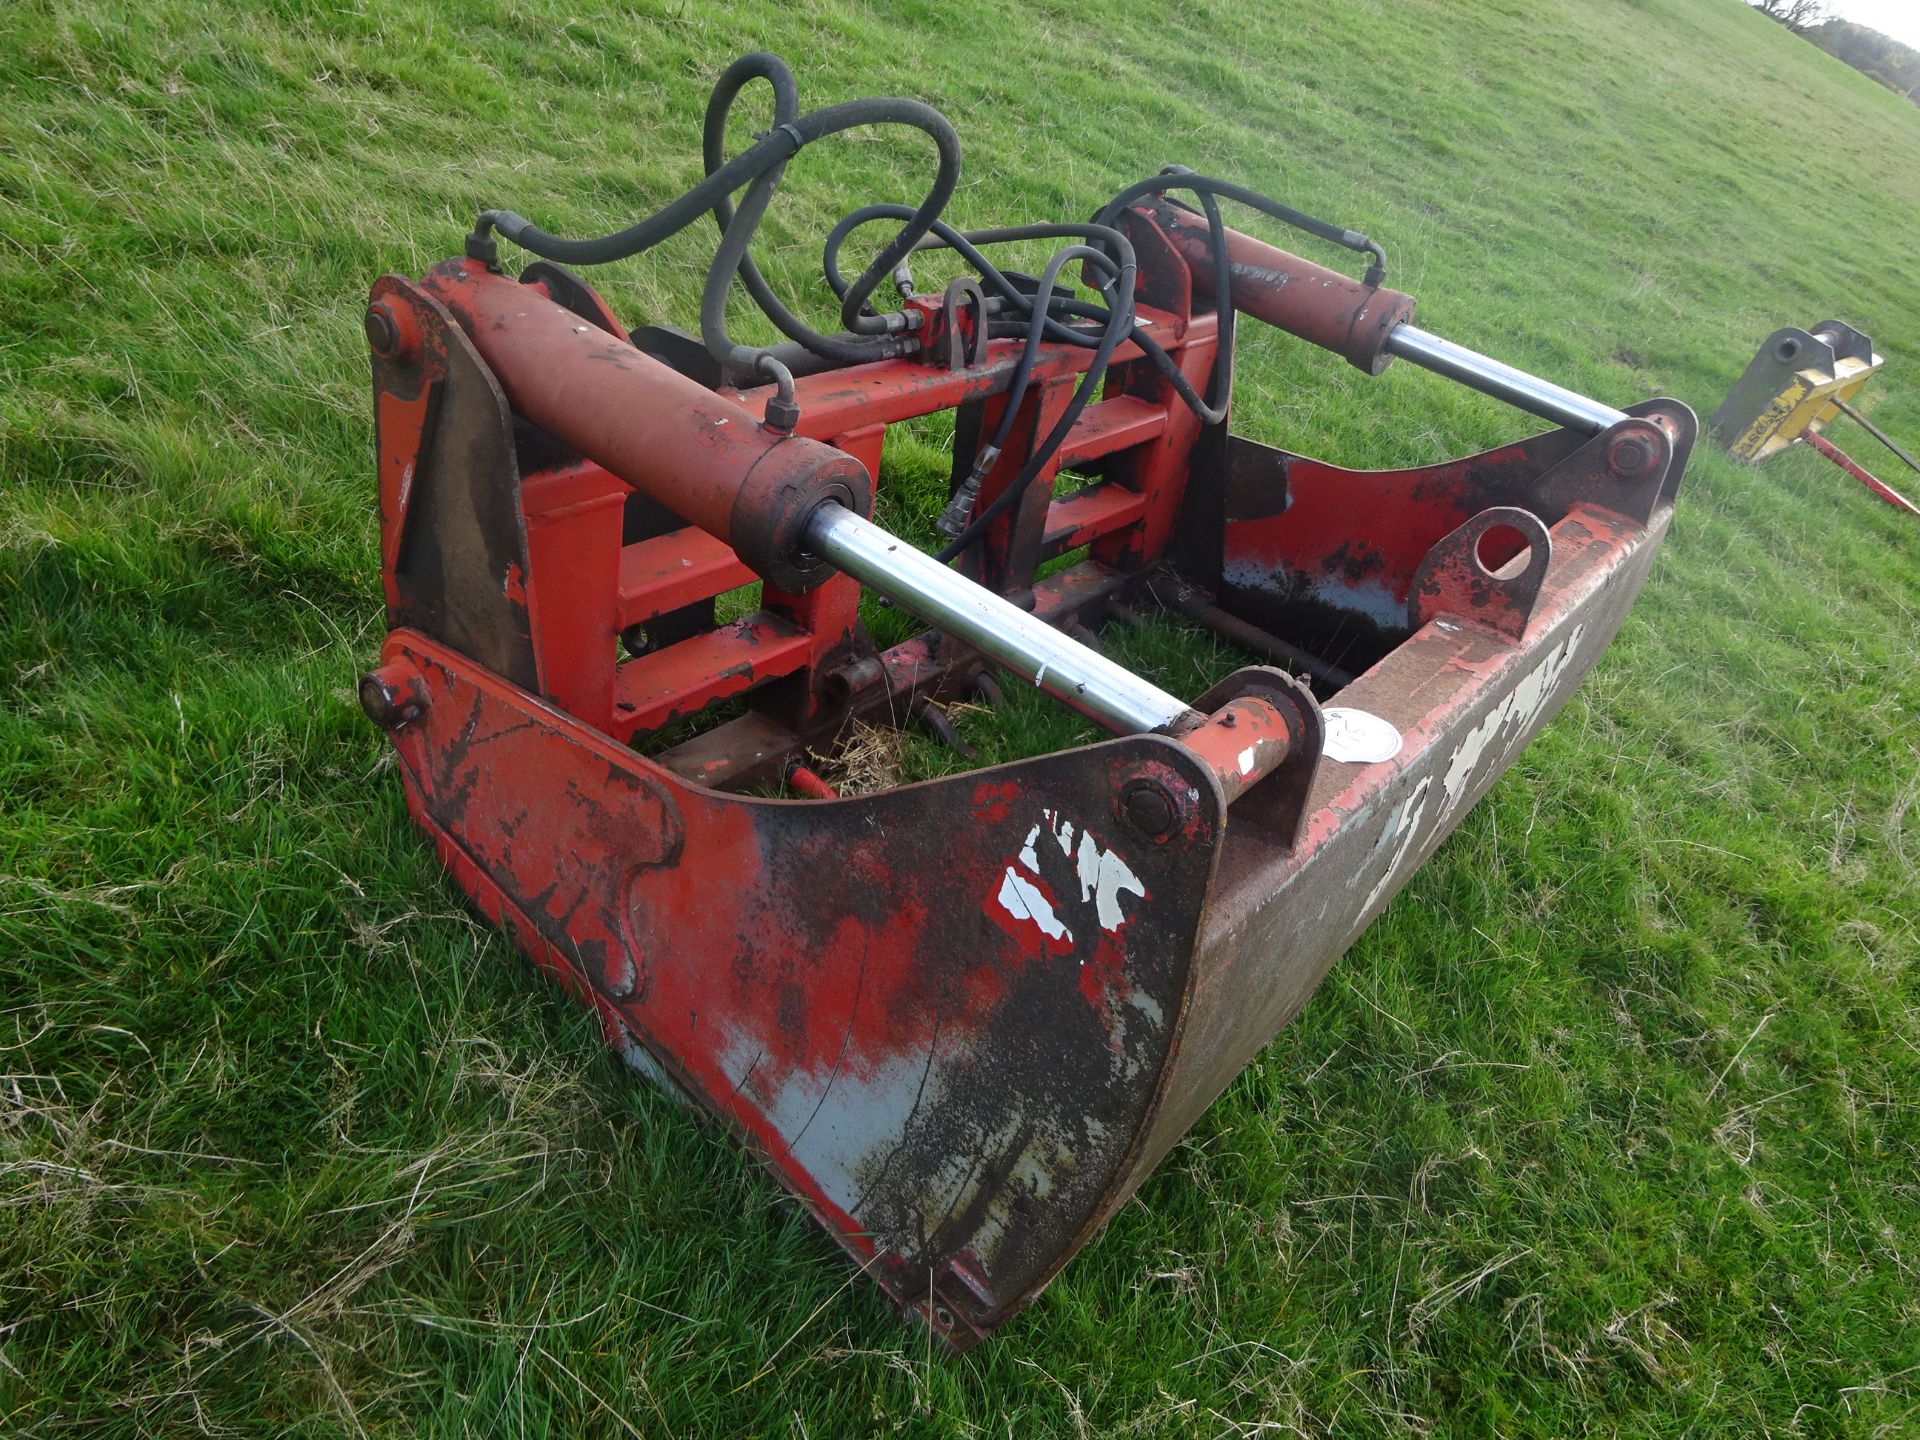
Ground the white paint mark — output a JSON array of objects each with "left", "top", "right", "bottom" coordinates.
[
  {"left": 1127, "top": 989, "right": 1165, "bottom": 1029},
  {"left": 997, "top": 867, "right": 1070, "bottom": 942},
  {"left": 992, "top": 808, "right": 1145, "bottom": 942},
  {"left": 1223, "top": 555, "right": 1405, "bottom": 629},
  {"left": 1358, "top": 775, "right": 1433, "bottom": 915},
  {"left": 1322, "top": 707, "right": 1403, "bottom": 764},
  {"left": 1349, "top": 622, "right": 1591, "bottom": 918},
  {"left": 392, "top": 459, "right": 416, "bottom": 528},
  {"left": 1018, "top": 821, "right": 1041, "bottom": 874},
  {"left": 1439, "top": 623, "right": 1585, "bottom": 811},
  {"left": 1074, "top": 826, "right": 1146, "bottom": 933},
  {"left": 1237, "top": 745, "right": 1259, "bottom": 776}
]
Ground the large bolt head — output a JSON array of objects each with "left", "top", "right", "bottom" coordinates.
[
  {"left": 1607, "top": 432, "right": 1655, "bottom": 478},
  {"left": 1120, "top": 779, "right": 1178, "bottom": 840},
  {"left": 358, "top": 663, "right": 426, "bottom": 731},
  {"left": 364, "top": 300, "right": 416, "bottom": 362}
]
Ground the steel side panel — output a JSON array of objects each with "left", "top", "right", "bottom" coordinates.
[
  {"left": 381, "top": 637, "right": 1227, "bottom": 1339},
  {"left": 1128, "top": 500, "right": 1670, "bottom": 1188}
]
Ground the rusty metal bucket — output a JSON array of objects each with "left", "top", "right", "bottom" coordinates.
[
  {"left": 357, "top": 50, "right": 1693, "bottom": 1348},
  {"left": 365, "top": 369, "right": 1689, "bottom": 1346}
]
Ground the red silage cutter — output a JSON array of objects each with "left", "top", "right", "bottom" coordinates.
[{"left": 358, "top": 53, "right": 1693, "bottom": 1347}]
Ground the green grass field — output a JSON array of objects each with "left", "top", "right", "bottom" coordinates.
[{"left": 6, "top": 0, "right": 1920, "bottom": 1433}]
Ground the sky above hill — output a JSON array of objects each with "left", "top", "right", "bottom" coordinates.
[{"left": 1830, "top": 0, "right": 1920, "bottom": 51}]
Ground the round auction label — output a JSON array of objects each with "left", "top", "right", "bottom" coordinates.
[{"left": 1320, "top": 707, "right": 1403, "bottom": 765}]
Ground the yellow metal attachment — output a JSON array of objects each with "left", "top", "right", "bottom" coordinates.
[{"left": 1713, "top": 320, "right": 1882, "bottom": 461}]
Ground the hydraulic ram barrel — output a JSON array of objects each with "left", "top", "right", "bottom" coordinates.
[
  {"left": 416, "top": 260, "right": 870, "bottom": 594},
  {"left": 803, "top": 503, "right": 1193, "bottom": 734},
  {"left": 1143, "top": 199, "right": 1629, "bottom": 434}
]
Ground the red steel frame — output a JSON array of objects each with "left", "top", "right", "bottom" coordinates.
[
  {"left": 1804, "top": 429, "right": 1920, "bottom": 515},
  {"left": 360, "top": 200, "right": 1694, "bottom": 1347}
]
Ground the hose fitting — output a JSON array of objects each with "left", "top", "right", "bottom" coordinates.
[
  {"left": 757, "top": 354, "right": 801, "bottom": 435},
  {"left": 936, "top": 445, "right": 1000, "bottom": 537}
]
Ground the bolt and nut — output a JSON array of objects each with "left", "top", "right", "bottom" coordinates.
[
  {"left": 1607, "top": 432, "right": 1654, "bottom": 477},
  {"left": 364, "top": 300, "right": 418, "bottom": 362}
]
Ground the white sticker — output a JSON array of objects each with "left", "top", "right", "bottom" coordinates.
[{"left": 1321, "top": 706, "right": 1403, "bottom": 765}]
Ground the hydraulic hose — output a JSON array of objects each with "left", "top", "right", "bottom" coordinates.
[
  {"left": 936, "top": 243, "right": 1122, "bottom": 538},
  {"left": 1133, "top": 168, "right": 1235, "bottom": 427},
  {"left": 1092, "top": 172, "right": 1388, "bottom": 287},
  {"left": 830, "top": 197, "right": 1234, "bottom": 429},
  {"left": 470, "top": 60, "right": 962, "bottom": 375},
  {"left": 824, "top": 209, "right": 1134, "bottom": 350},
  {"left": 935, "top": 254, "right": 1137, "bottom": 563},
  {"left": 825, "top": 211, "right": 1149, "bottom": 558},
  {"left": 697, "top": 55, "right": 894, "bottom": 367},
  {"left": 470, "top": 50, "right": 1392, "bottom": 565},
  {"left": 1084, "top": 169, "right": 1388, "bottom": 427}
]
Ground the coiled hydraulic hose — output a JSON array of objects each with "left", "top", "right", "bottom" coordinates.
[
  {"left": 467, "top": 51, "right": 1390, "bottom": 563},
  {"left": 696, "top": 55, "right": 892, "bottom": 367},
  {"left": 468, "top": 53, "right": 960, "bottom": 377},
  {"left": 1091, "top": 172, "right": 1387, "bottom": 286}
]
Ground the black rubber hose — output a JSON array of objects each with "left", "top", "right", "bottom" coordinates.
[
  {"left": 826, "top": 208, "right": 1117, "bottom": 343},
  {"left": 699, "top": 54, "right": 897, "bottom": 366},
  {"left": 935, "top": 255, "right": 1137, "bottom": 563},
  {"left": 1130, "top": 168, "right": 1234, "bottom": 427},
  {"left": 834, "top": 202, "right": 1232, "bottom": 427},
  {"left": 824, "top": 207, "right": 1134, "bottom": 349},
  {"left": 1130, "top": 324, "right": 1222, "bottom": 422},
  {"left": 824, "top": 202, "right": 1236, "bottom": 445},
  {"left": 472, "top": 88, "right": 962, "bottom": 369},
  {"left": 1190, "top": 182, "right": 1236, "bottom": 423},
  {"left": 984, "top": 245, "right": 1119, "bottom": 458},
  {"left": 1092, "top": 171, "right": 1389, "bottom": 285},
  {"left": 821, "top": 177, "right": 1266, "bottom": 431},
  {"left": 935, "top": 244, "right": 1122, "bottom": 538},
  {"left": 471, "top": 132, "right": 797, "bottom": 266},
  {"left": 476, "top": 96, "right": 959, "bottom": 275},
  {"left": 818, "top": 101, "right": 962, "bottom": 335}
]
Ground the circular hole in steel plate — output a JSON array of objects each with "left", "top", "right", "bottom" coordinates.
[{"left": 1474, "top": 522, "right": 1532, "bottom": 577}]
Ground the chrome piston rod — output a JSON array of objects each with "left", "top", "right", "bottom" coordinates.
[
  {"left": 1386, "top": 324, "right": 1628, "bottom": 435},
  {"left": 803, "top": 504, "right": 1192, "bottom": 735}
]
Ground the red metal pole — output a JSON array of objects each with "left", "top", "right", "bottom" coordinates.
[
  {"left": 1804, "top": 430, "right": 1920, "bottom": 516},
  {"left": 785, "top": 763, "right": 840, "bottom": 800}
]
